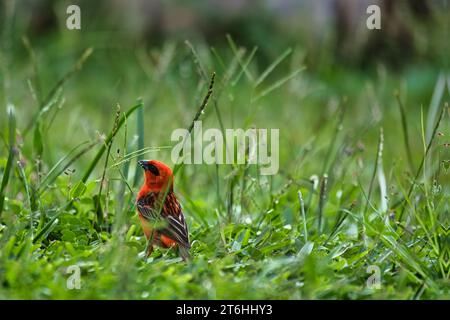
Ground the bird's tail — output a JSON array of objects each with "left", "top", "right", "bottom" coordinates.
[{"left": 178, "top": 245, "right": 190, "bottom": 261}]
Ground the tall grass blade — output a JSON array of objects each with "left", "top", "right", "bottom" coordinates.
[
  {"left": 37, "top": 141, "right": 95, "bottom": 194},
  {"left": 173, "top": 72, "right": 215, "bottom": 175},
  {"left": 254, "top": 47, "right": 292, "bottom": 87},
  {"left": 395, "top": 91, "right": 415, "bottom": 172},
  {"left": 23, "top": 47, "right": 93, "bottom": 136},
  {"left": 377, "top": 128, "right": 387, "bottom": 213},
  {"left": 426, "top": 73, "right": 446, "bottom": 143},
  {"left": 17, "top": 161, "right": 33, "bottom": 238},
  {"left": 252, "top": 67, "right": 304, "bottom": 102},
  {"left": 226, "top": 34, "right": 254, "bottom": 82},
  {"left": 0, "top": 104, "right": 16, "bottom": 215},
  {"left": 364, "top": 127, "right": 383, "bottom": 216},
  {"left": 232, "top": 46, "right": 258, "bottom": 86},
  {"left": 398, "top": 103, "right": 447, "bottom": 221},
  {"left": 95, "top": 105, "right": 121, "bottom": 225},
  {"left": 22, "top": 36, "right": 42, "bottom": 104},
  {"left": 133, "top": 101, "right": 145, "bottom": 187},
  {"left": 185, "top": 40, "right": 208, "bottom": 82},
  {"left": 317, "top": 174, "right": 328, "bottom": 234},
  {"left": 81, "top": 102, "right": 143, "bottom": 183},
  {"left": 297, "top": 190, "right": 308, "bottom": 242}
]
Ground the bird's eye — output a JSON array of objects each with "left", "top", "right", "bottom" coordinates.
[{"left": 147, "top": 164, "right": 160, "bottom": 176}]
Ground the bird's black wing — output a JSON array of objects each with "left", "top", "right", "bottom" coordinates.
[{"left": 137, "top": 191, "right": 190, "bottom": 248}]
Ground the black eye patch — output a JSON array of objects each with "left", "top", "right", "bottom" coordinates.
[{"left": 146, "top": 164, "right": 160, "bottom": 176}]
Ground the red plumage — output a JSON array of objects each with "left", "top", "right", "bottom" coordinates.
[{"left": 136, "top": 160, "right": 190, "bottom": 260}]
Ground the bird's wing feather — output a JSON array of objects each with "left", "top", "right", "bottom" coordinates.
[
  {"left": 136, "top": 192, "right": 159, "bottom": 220},
  {"left": 137, "top": 192, "right": 190, "bottom": 248}
]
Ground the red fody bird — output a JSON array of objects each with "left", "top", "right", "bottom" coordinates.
[{"left": 136, "top": 160, "right": 190, "bottom": 260}]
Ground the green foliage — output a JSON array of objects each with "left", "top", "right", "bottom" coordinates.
[{"left": 0, "top": 31, "right": 448, "bottom": 300}]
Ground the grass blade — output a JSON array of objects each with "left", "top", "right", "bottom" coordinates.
[
  {"left": 23, "top": 47, "right": 93, "bottom": 137},
  {"left": 226, "top": 34, "right": 254, "bottom": 82},
  {"left": 398, "top": 102, "right": 447, "bottom": 221},
  {"left": 17, "top": 161, "right": 33, "bottom": 238},
  {"left": 377, "top": 128, "right": 388, "bottom": 213},
  {"left": 426, "top": 73, "right": 446, "bottom": 143},
  {"left": 81, "top": 102, "right": 143, "bottom": 183},
  {"left": 395, "top": 91, "right": 415, "bottom": 173},
  {"left": 254, "top": 47, "right": 292, "bottom": 87},
  {"left": 251, "top": 67, "right": 304, "bottom": 102},
  {"left": 232, "top": 46, "right": 258, "bottom": 86},
  {"left": 95, "top": 105, "right": 121, "bottom": 225},
  {"left": 173, "top": 72, "right": 216, "bottom": 175},
  {"left": 38, "top": 141, "right": 93, "bottom": 192},
  {"left": 317, "top": 174, "right": 328, "bottom": 234},
  {"left": 364, "top": 127, "right": 384, "bottom": 216},
  {"left": 0, "top": 104, "right": 16, "bottom": 215},
  {"left": 133, "top": 101, "right": 145, "bottom": 187},
  {"left": 297, "top": 190, "right": 308, "bottom": 242}
]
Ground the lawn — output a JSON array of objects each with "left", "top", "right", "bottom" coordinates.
[{"left": 0, "top": 1, "right": 448, "bottom": 300}]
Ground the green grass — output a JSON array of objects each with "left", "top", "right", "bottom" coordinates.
[{"left": 0, "top": 31, "right": 448, "bottom": 299}]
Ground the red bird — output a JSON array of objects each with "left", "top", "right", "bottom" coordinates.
[{"left": 136, "top": 160, "right": 190, "bottom": 260}]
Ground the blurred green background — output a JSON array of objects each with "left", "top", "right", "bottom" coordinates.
[{"left": 1, "top": 0, "right": 447, "bottom": 166}]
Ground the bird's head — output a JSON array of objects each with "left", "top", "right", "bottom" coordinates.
[{"left": 138, "top": 160, "right": 174, "bottom": 192}]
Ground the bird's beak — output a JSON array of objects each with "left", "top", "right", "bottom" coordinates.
[{"left": 138, "top": 160, "right": 146, "bottom": 169}]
